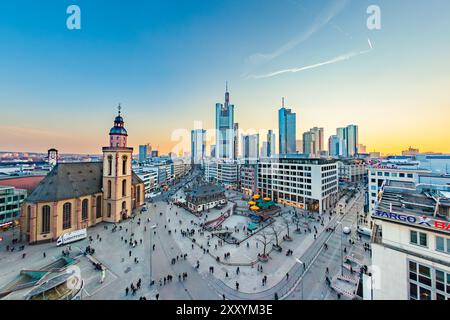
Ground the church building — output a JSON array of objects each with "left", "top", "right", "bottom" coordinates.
[{"left": 20, "top": 108, "right": 145, "bottom": 244}]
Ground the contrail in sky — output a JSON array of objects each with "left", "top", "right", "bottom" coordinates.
[
  {"left": 248, "top": 0, "right": 350, "bottom": 65},
  {"left": 248, "top": 38, "right": 373, "bottom": 80}
]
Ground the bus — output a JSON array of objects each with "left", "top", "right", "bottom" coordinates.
[{"left": 56, "top": 229, "right": 87, "bottom": 246}]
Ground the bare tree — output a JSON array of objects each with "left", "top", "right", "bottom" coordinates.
[
  {"left": 269, "top": 224, "right": 283, "bottom": 248},
  {"left": 256, "top": 231, "right": 273, "bottom": 257},
  {"left": 284, "top": 217, "right": 293, "bottom": 239}
]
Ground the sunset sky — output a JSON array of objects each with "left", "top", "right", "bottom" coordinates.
[{"left": 1, "top": 0, "right": 449, "bottom": 155}]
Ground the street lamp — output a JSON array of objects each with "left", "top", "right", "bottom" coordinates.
[
  {"left": 149, "top": 224, "right": 157, "bottom": 286},
  {"left": 295, "top": 258, "right": 305, "bottom": 300}
]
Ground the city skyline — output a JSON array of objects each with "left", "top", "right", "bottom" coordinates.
[{"left": 1, "top": 0, "right": 450, "bottom": 155}]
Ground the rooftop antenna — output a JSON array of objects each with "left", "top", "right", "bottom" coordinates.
[{"left": 282, "top": 97, "right": 285, "bottom": 107}]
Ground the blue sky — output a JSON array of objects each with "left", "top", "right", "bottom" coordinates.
[{"left": 1, "top": 0, "right": 450, "bottom": 154}]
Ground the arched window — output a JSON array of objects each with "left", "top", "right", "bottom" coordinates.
[
  {"left": 136, "top": 186, "right": 141, "bottom": 203},
  {"left": 82, "top": 199, "right": 89, "bottom": 221},
  {"left": 122, "top": 179, "right": 127, "bottom": 197},
  {"left": 107, "top": 203, "right": 112, "bottom": 217},
  {"left": 27, "top": 206, "right": 31, "bottom": 233},
  {"left": 107, "top": 155, "right": 112, "bottom": 176},
  {"left": 41, "top": 205, "right": 51, "bottom": 234},
  {"left": 62, "top": 203, "right": 71, "bottom": 230},
  {"left": 96, "top": 196, "right": 102, "bottom": 218},
  {"left": 122, "top": 201, "right": 126, "bottom": 210},
  {"left": 122, "top": 156, "right": 127, "bottom": 175},
  {"left": 107, "top": 180, "right": 112, "bottom": 199}
]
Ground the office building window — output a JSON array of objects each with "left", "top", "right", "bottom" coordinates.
[
  {"left": 409, "top": 260, "right": 450, "bottom": 300},
  {"left": 410, "top": 230, "right": 427, "bottom": 247},
  {"left": 436, "top": 236, "right": 450, "bottom": 254}
]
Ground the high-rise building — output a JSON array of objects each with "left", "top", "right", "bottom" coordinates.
[
  {"left": 336, "top": 125, "right": 359, "bottom": 157},
  {"left": 278, "top": 98, "right": 296, "bottom": 155},
  {"left": 336, "top": 127, "right": 348, "bottom": 157},
  {"left": 215, "top": 83, "right": 235, "bottom": 160},
  {"left": 296, "top": 139, "right": 303, "bottom": 154},
  {"left": 191, "top": 129, "right": 206, "bottom": 165},
  {"left": 267, "top": 130, "right": 276, "bottom": 157},
  {"left": 139, "top": 144, "right": 151, "bottom": 163},
  {"left": 210, "top": 145, "right": 216, "bottom": 158},
  {"left": 233, "top": 123, "right": 239, "bottom": 160},
  {"left": 242, "top": 134, "right": 259, "bottom": 162},
  {"left": 303, "top": 127, "right": 323, "bottom": 157},
  {"left": 328, "top": 135, "right": 343, "bottom": 157},
  {"left": 303, "top": 131, "right": 315, "bottom": 157},
  {"left": 346, "top": 125, "right": 359, "bottom": 157}
]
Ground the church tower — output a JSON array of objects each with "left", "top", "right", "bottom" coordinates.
[{"left": 102, "top": 105, "right": 133, "bottom": 222}]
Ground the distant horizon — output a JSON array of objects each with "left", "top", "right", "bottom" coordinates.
[{"left": 1, "top": 1, "right": 449, "bottom": 155}]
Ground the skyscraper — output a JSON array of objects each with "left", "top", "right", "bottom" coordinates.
[
  {"left": 233, "top": 122, "right": 239, "bottom": 160},
  {"left": 278, "top": 98, "right": 296, "bottom": 155},
  {"left": 242, "top": 134, "right": 259, "bottom": 162},
  {"left": 336, "top": 127, "right": 348, "bottom": 157},
  {"left": 139, "top": 144, "right": 151, "bottom": 163},
  {"left": 303, "top": 127, "right": 323, "bottom": 157},
  {"left": 191, "top": 129, "right": 206, "bottom": 165},
  {"left": 346, "top": 125, "right": 359, "bottom": 157},
  {"left": 215, "top": 83, "right": 235, "bottom": 160},
  {"left": 336, "top": 125, "right": 359, "bottom": 157},
  {"left": 267, "top": 130, "right": 276, "bottom": 157},
  {"left": 328, "top": 135, "right": 343, "bottom": 157},
  {"left": 303, "top": 131, "right": 315, "bottom": 157}
]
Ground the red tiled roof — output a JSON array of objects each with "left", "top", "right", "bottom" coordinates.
[{"left": 0, "top": 175, "right": 46, "bottom": 194}]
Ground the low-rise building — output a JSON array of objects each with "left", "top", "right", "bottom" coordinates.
[
  {"left": 370, "top": 181, "right": 450, "bottom": 300},
  {"left": 185, "top": 183, "right": 227, "bottom": 213},
  {"left": 204, "top": 160, "right": 239, "bottom": 189},
  {"left": 338, "top": 159, "right": 367, "bottom": 183},
  {"left": 257, "top": 156, "right": 338, "bottom": 214},
  {"left": 239, "top": 164, "right": 258, "bottom": 195},
  {"left": 0, "top": 186, "right": 26, "bottom": 228}
]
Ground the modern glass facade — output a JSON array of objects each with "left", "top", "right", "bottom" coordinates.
[
  {"left": 191, "top": 129, "right": 206, "bottom": 164},
  {"left": 0, "top": 186, "right": 26, "bottom": 226},
  {"left": 215, "top": 89, "right": 235, "bottom": 160},
  {"left": 278, "top": 107, "right": 296, "bottom": 155}
]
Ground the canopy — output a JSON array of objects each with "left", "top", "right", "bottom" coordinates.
[
  {"left": 252, "top": 194, "right": 261, "bottom": 200},
  {"left": 263, "top": 197, "right": 271, "bottom": 201},
  {"left": 247, "top": 201, "right": 256, "bottom": 205},
  {"left": 250, "top": 205, "right": 260, "bottom": 211}
]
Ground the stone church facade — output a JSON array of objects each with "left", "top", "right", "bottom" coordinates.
[{"left": 20, "top": 109, "right": 145, "bottom": 244}]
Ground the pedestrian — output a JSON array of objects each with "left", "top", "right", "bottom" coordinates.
[
  {"left": 125, "top": 287, "right": 129, "bottom": 296},
  {"left": 156, "top": 293, "right": 160, "bottom": 300},
  {"left": 236, "top": 267, "right": 240, "bottom": 275},
  {"left": 235, "top": 282, "right": 239, "bottom": 291},
  {"left": 129, "top": 250, "right": 132, "bottom": 257},
  {"left": 286, "top": 273, "right": 289, "bottom": 280},
  {"left": 43, "top": 252, "right": 46, "bottom": 258}
]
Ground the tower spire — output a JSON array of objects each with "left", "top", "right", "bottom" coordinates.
[
  {"left": 118, "top": 103, "right": 122, "bottom": 116},
  {"left": 282, "top": 97, "right": 285, "bottom": 107},
  {"left": 225, "top": 81, "right": 230, "bottom": 106}
]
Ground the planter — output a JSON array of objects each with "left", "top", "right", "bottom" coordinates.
[
  {"left": 284, "top": 236, "right": 293, "bottom": 242},
  {"left": 258, "top": 254, "right": 269, "bottom": 262}
]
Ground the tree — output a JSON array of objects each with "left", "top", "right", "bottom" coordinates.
[
  {"left": 256, "top": 231, "right": 273, "bottom": 257},
  {"left": 284, "top": 217, "right": 293, "bottom": 239},
  {"left": 269, "top": 224, "right": 283, "bottom": 248}
]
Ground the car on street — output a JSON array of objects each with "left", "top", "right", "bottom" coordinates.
[{"left": 342, "top": 226, "right": 351, "bottom": 235}]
